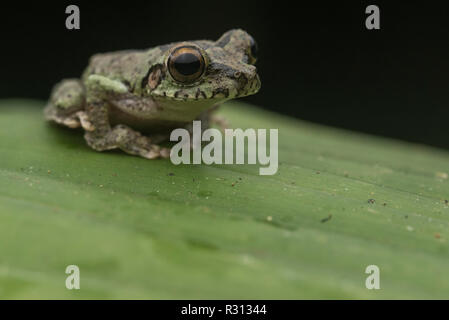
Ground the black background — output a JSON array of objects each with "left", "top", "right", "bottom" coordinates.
[
  {"left": 1, "top": 1, "right": 448, "bottom": 149},
  {"left": 0, "top": 300, "right": 432, "bottom": 318}
]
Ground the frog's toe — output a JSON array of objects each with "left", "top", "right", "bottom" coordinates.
[
  {"left": 160, "top": 148, "right": 171, "bottom": 159},
  {"left": 141, "top": 150, "right": 160, "bottom": 160},
  {"left": 76, "top": 111, "right": 95, "bottom": 131},
  {"left": 62, "top": 117, "right": 81, "bottom": 128},
  {"left": 139, "top": 145, "right": 170, "bottom": 160}
]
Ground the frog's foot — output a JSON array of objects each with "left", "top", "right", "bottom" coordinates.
[
  {"left": 44, "top": 79, "right": 86, "bottom": 129},
  {"left": 44, "top": 108, "right": 81, "bottom": 128},
  {"left": 44, "top": 109, "right": 94, "bottom": 131},
  {"left": 84, "top": 125, "right": 170, "bottom": 159}
]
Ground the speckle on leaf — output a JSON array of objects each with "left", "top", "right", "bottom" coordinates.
[
  {"left": 436, "top": 172, "right": 448, "bottom": 179},
  {"left": 368, "top": 199, "right": 376, "bottom": 204},
  {"left": 445, "top": 199, "right": 448, "bottom": 205},
  {"left": 168, "top": 173, "right": 174, "bottom": 176},
  {"left": 320, "top": 214, "right": 332, "bottom": 223}
]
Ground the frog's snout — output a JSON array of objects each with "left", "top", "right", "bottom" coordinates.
[{"left": 234, "top": 66, "right": 260, "bottom": 96}]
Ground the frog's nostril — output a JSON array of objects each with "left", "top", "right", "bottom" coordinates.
[
  {"left": 233, "top": 71, "right": 241, "bottom": 78},
  {"left": 249, "top": 75, "right": 260, "bottom": 91}
]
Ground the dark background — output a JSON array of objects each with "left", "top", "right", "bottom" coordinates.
[{"left": 1, "top": 1, "right": 448, "bottom": 148}]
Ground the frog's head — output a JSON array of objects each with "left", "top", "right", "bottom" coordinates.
[{"left": 146, "top": 29, "right": 260, "bottom": 105}]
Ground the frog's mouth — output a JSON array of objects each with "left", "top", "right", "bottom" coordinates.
[
  {"left": 154, "top": 88, "right": 230, "bottom": 101},
  {"left": 151, "top": 72, "right": 260, "bottom": 102}
]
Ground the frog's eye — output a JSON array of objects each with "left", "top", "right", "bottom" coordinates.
[
  {"left": 167, "top": 46, "right": 206, "bottom": 84},
  {"left": 248, "top": 36, "right": 258, "bottom": 65}
]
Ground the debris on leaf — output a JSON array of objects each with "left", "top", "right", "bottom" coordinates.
[
  {"left": 368, "top": 199, "right": 376, "bottom": 204},
  {"left": 321, "top": 214, "right": 332, "bottom": 223},
  {"left": 436, "top": 172, "right": 448, "bottom": 179}
]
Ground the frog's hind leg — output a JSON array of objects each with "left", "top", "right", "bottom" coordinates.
[
  {"left": 44, "top": 79, "right": 94, "bottom": 131},
  {"left": 82, "top": 75, "right": 170, "bottom": 159}
]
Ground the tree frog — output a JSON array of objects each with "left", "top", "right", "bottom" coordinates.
[{"left": 44, "top": 29, "right": 260, "bottom": 159}]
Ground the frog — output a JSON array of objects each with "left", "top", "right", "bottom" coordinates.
[{"left": 44, "top": 29, "right": 260, "bottom": 159}]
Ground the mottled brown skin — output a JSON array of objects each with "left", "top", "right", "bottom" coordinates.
[{"left": 44, "top": 29, "right": 260, "bottom": 159}]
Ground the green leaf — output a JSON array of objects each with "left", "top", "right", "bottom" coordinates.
[{"left": 0, "top": 99, "right": 448, "bottom": 299}]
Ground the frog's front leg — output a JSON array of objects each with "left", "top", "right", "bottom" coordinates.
[
  {"left": 196, "top": 106, "right": 229, "bottom": 133},
  {"left": 83, "top": 75, "right": 170, "bottom": 159}
]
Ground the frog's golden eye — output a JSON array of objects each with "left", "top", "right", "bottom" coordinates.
[
  {"left": 167, "top": 46, "right": 206, "bottom": 84},
  {"left": 248, "top": 36, "right": 258, "bottom": 65}
]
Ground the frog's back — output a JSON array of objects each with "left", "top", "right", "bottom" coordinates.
[{"left": 81, "top": 49, "right": 151, "bottom": 92}]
